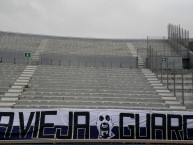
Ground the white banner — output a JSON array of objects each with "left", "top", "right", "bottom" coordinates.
[{"left": 0, "top": 108, "right": 193, "bottom": 140}]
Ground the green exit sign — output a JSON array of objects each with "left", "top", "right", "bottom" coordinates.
[
  {"left": 24, "top": 52, "right": 31, "bottom": 58},
  {"left": 161, "top": 57, "right": 167, "bottom": 61}
]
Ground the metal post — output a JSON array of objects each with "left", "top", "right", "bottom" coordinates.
[
  {"left": 51, "top": 59, "right": 52, "bottom": 65},
  {"left": 187, "top": 31, "right": 190, "bottom": 70},
  {"left": 173, "top": 61, "right": 176, "bottom": 96},
  {"left": 59, "top": 60, "right": 61, "bottom": 66},
  {"left": 161, "top": 61, "right": 163, "bottom": 83},
  {"left": 164, "top": 36, "right": 166, "bottom": 56},
  {"left": 147, "top": 36, "right": 149, "bottom": 51},
  {"left": 69, "top": 60, "right": 71, "bottom": 67},
  {"left": 150, "top": 46, "right": 152, "bottom": 69},
  {"left": 182, "top": 69, "right": 184, "bottom": 105},
  {"left": 179, "top": 25, "right": 181, "bottom": 44},
  {"left": 176, "top": 25, "right": 179, "bottom": 53},
  {"left": 147, "top": 47, "right": 149, "bottom": 68},
  {"left": 167, "top": 57, "right": 169, "bottom": 89},
  {"left": 111, "top": 62, "right": 112, "bottom": 69},
  {"left": 185, "top": 30, "right": 187, "bottom": 47},
  {"left": 156, "top": 50, "right": 158, "bottom": 77},
  {"left": 78, "top": 61, "right": 80, "bottom": 68},
  {"left": 152, "top": 48, "right": 154, "bottom": 71},
  {"left": 192, "top": 70, "right": 193, "bottom": 95},
  {"left": 137, "top": 48, "right": 138, "bottom": 68},
  {"left": 0, "top": 57, "right": 2, "bottom": 63},
  {"left": 147, "top": 36, "right": 149, "bottom": 68},
  {"left": 187, "top": 30, "right": 189, "bottom": 48},
  {"left": 14, "top": 58, "right": 16, "bottom": 64}
]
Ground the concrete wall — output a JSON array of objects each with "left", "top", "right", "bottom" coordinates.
[
  {"left": 0, "top": 50, "right": 30, "bottom": 64},
  {"left": 189, "top": 51, "right": 193, "bottom": 69},
  {"left": 147, "top": 56, "right": 182, "bottom": 69},
  {"left": 39, "top": 53, "right": 137, "bottom": 68}
]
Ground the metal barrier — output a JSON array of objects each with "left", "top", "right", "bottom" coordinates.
[{"left": 144, "top": 37, "right": 193, "bottom": 106}]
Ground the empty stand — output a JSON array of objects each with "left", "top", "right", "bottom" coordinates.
[
  {"left": 0, "top": 33, "right": 42, "bottom": 64},
  {"left": 0, "top": 63, "right": 25, "bottom": 107},
  {"left": 156, "top": 70, "right": 193, "bottom": 109},
  {"left": 39, "top": 39, "right": 137, "bottom": 68},
  {"left": 12, "top": 65, "right": 183, "bottom": 110}
]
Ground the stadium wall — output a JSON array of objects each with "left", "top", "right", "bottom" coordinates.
[{"left": 39, "top": 53, "right": 137, "bottom": 68}]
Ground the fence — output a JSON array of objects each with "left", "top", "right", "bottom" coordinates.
[
  {"left": 145, "top": 41, "right": 193, "bottom": 106},
  {"left": 167, "top": 23, "right": 189, "bottom": 59}
]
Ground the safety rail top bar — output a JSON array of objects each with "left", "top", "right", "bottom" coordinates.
[{"left": 0, "top": 139, "right": 192, "bottom": 144}]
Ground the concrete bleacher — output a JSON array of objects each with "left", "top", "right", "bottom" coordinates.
[
  {"left": 0, "top": 32, "right": 42, "bottom": 64},
  {"left": 156, "top": 70, "right": 193, "bottom": 109},
  {"left": 0, "top": 32, "right": 189, "bottom": 111},
  {"left": 0, "top": 63, "right": 26, "bottom": 107},
  {"left": 12, "top": 65, "right": 181, "bottom": 110},
  {"left": 45, "top": 39, "right": 131, "bottom": 56},
  {"left": 39, "top": 39, "right": 137, "bottom": 68}
]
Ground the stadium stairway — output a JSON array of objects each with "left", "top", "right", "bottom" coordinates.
[
  {"left": 156, "top": 70, "right": 193, "bottom": 110},
  {"left": 127, "top": 43, "right": 145, "bottom": 68},
  {"left": 31, "top": 39, "right": 48, "bottom": 65},
  {"left": 0, "top": 64, "right": 37, "bottom": 108},
  {"left": 128, "top": 42, "right": 186, "bottom": 110},
  {"left": 141, "top": 69, "right": 186, "bottom": 110},
  {"left": 0, "top": 63, "right": 26, "bottom": 107}
]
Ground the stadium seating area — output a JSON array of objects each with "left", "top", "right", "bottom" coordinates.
[
  {"left": 156, "top": 70, "right": 193, "bottom": 109},
  {"left": 0, "top": 34, "right": 42, "bottom": 52},
  {"left": 0, "top": 63, "right": 26, "bottom": 107},
  {"left": 45, "top": 39, "right": 131, "bottom": 56},
  {"left": 0, "top": 32, "right": 42, "bottom": 64},
  {"left": 14, "top": 66, "right": 170, "bottom": 109},
  {"left": 0, "top": 31, "right": 192, "bottom": 111}
]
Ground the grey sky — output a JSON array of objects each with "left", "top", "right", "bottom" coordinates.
[{"left": 0, "top": 0, "right": 192, "bottom": 39}]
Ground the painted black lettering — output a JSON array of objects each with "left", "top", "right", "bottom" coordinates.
[
  {"left": 183, "top": 115, "right": 193, "bottom": 140},
  {"left": 0, "top": 112, "right": 14, "bottom": 138},
  {"left": 119, "top": 113, "right": 134, "bottom": 139},
  {"left": 152, "top": 113, "right": 166, "bottom": 139},
  {"left": 56, "top": 112, "right": 73, "bottom": 139},
  {"left": 73, "top": 112, "right": 90, "bottom": 139},
  {"left": 38, "top": 111, "right": 57, "bottom": 138},
  {"left": 33, "top": 111, "right": 40, "bottom": 138},
  {"left": 167, "top": 114, "right": 182, "bottom": 140},
  {"left": 136, "top": 114, "right": 150, "bottom": 139},
  {"left": 19, "top": 112, "right": 34, "bottom": 138}
]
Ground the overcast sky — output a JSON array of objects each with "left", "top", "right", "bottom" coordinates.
[{"left": 0, "top": 0, "right": 192, "bottom": 39}]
